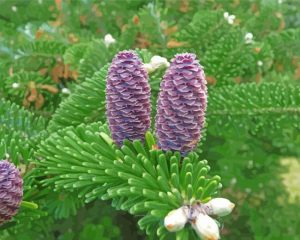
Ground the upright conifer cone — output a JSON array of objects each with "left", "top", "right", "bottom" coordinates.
[
  {"left": 0, "top": 160, "right": 23, "bottom": 225},
  {"left": 155, "top": 53, "right": 207, "bottom": 154},
  {"left": 106, "top": 50, "right": 151, "bottom": 145}
]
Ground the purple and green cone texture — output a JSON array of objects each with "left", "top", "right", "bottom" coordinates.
[
  {"left": 155, "top": 53, "right": 207, "bottom": 154},
  {"left": 106, "top": 50, "right": 151, "bottom": 145},
  {"left": 0, "top": 160, "right": 23, "bottom": 225}
]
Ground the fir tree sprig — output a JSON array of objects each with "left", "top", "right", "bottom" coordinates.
[{"left": 35, "top": 122, "right": 221, "bottom": 239}]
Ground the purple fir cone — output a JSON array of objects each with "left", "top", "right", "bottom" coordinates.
[
  {"left": 0, "top": 160, "right": 23, "bottom": 225},
  {"left": 106, "top": 50, "right": 151, "bottom": 145},
  {"left": 155, "top": 53, "right": 207, "bottom": 154}
]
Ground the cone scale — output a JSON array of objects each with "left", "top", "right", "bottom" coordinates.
[{"left": 155, "top": 53, "right": 207, "bottom": 154}]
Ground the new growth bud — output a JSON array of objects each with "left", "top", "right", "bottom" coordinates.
[
  {"left": 143, "top": 63, "right": 155, "bottom": 73},
  {"left": 203, "top": 198, "right": 235, "bottom": 217},
  {"left": 104, "top": 34, "right": 116, "bottom": 47},
  {"left": 143, "top": 55, "right": 170, "bottom": 74},
  {"left": 12, "top": 83, "right": 20, "bottom": 89},
  {"left": 164, "top": 206, "right": 189, "bottom": 232},
  {"left": 192, "top": 213, "right": 220, "bottom": 240},
  {"left": 150, "top": 55, "right": 170, "bottom": 69}
]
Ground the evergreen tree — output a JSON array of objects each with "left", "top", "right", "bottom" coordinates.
[{"left": 0, "top": 0, "right": 300, "bottom": 239}]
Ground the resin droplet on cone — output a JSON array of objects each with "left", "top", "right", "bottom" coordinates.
[
  {"left": 0, "top": 160, "right": 23, "bottom": 225},
  {"left": 155, "top": 53, "right": 207, "bottom": 154},
  {"left": 106, "top": 50, "right": 151, "bottom": 145}
]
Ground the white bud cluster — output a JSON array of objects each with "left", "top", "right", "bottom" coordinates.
[
  {"left": 143, "top": 55, "right": 170, "bottom": 74},
  {"left": 61, "top": 88, "right": 71, "bottom": 95},
  {"left": 244, "top": 32, "right": 254, "bottom": 44},
  {"left": 164, "top": 198, "right": 235, "bottom": 239},
  {"left": 257, "top": 60, "right": 263, "bottom": 67},
  {"left": 104, "top": 34, "right": 116, "bottom": 47},
  {"left": 224, "top": 12, "right": 235, "bottom": 25},
  {"left": 12, "top": 83, "right": 20, "bottom": 89}
]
